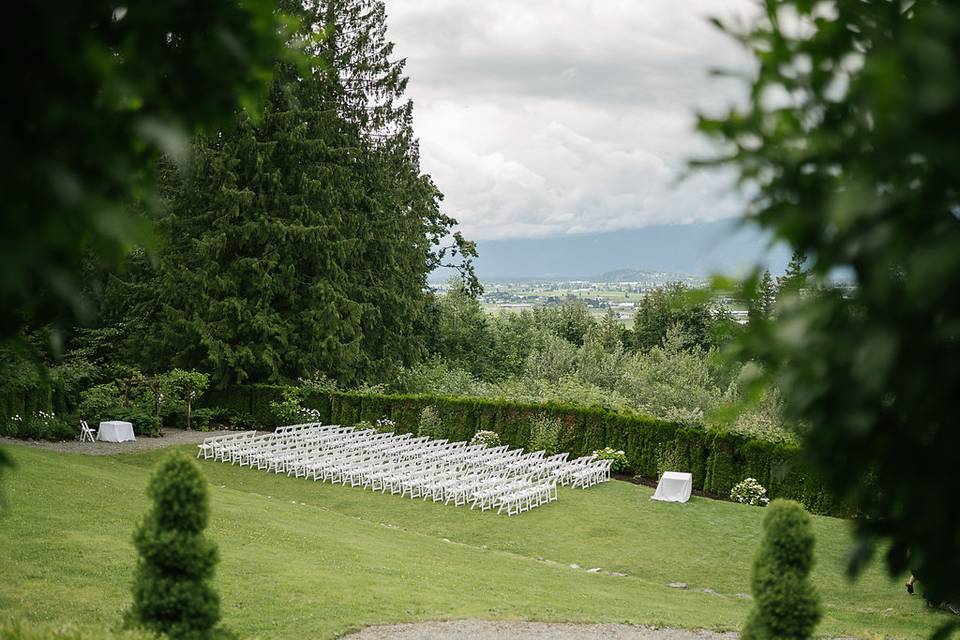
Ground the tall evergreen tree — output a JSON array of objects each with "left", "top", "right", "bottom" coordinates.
[
  {"left": 124, "top": 0, "right": 476, "bottom": 386},
  {"left": 776, "top": 250, "right": 808, "bottom": 298},
  {"left": 748, "top": 270, "right": 776, "bottom": 323}
]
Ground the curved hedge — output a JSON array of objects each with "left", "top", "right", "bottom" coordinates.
[{"left": 200, "top": 385, "right": 856, "bottom": 517}]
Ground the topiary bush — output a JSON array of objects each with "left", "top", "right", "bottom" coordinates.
[
  {"left": 742, "top": 499, "right": 821, "bottom": 640},
  {"left": 417, "top": 406, "right": 444, "bottom": 440},
  {"left": 127, "top": 452, "right": 227, "bottom": 639}
]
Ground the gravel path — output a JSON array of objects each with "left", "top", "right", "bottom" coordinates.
[
  {"left": 340, "top": 621, "right": 739, "bottom": 640},
  {"left": 0, "top": 428, "right": 229, "bottom": 455}
]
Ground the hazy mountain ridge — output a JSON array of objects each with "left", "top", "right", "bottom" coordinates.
[{"left": 430, "top": 220, "right": 790, "bottom": 282}]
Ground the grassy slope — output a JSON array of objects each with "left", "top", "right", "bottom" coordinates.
[{"left": 0, "top": 445, "right": 942, "bottom": 639}]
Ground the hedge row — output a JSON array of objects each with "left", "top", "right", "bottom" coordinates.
[
  {"left": 200, "top": 385, "right": 854, "bottom": 517},
  {"left": 0, "top": 380, "right": 70, "bottom": 422}
]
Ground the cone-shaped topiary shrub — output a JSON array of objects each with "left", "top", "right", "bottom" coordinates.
[
  {"left": 742, "top": 499, "right": 821, "bottom": 640},
  {"left": 127, "top": 452, "right": 225, "bottom": 639}
]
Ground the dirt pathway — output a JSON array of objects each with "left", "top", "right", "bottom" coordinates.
[
  {"left": 340, "top": 621, "right": 740, "bottom": 640},
  {"left": 0, "top": 427, "right": 230, "bottom": 455}
]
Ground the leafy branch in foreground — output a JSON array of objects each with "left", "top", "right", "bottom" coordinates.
[{"left": 698, "top": 0, "right": 960, "bottom": 626}]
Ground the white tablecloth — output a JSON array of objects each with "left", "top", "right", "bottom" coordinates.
[
  {"left": 651, "top": 471, "right": 693, "bottom": 503},
  {"left": 97, "top": 421, "right": 136, "bottom": 443}
]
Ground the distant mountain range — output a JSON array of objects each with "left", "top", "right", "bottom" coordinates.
[{"left": 430, "top": 219, "right": 791, "bottom": 283}]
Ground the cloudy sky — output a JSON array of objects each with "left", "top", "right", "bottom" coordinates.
[{"left": 386, "top": 0, "right": 760, "bottom": 241}]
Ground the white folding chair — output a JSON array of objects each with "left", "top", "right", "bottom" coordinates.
[{"left": 79, "top": 420, "right": 96, "bottom": 443}]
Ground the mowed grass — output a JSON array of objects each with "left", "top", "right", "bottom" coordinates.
[{"left": 0, "top": 445, "right": 943, "bottom": 639}]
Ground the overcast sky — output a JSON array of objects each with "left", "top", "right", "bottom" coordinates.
[{"left": 386, "top": 0, "right": 759, "bottom": 241}]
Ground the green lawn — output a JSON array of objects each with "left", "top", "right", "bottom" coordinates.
[{"left": 0, "top": 445, "right": 943, "bottom": 639}]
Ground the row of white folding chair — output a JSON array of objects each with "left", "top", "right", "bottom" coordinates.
[
  {"left": 283, "top": 435, "right": 404, "bottom": 478},
  {"left": 214, "top": 432, "right": 261, "bottom": 462},
  {"left": 197, "top": 431, "right": 256, "bottom": 459},
  {"left": 274, "top": 422, "right": 325, "bottom": 435},
  {"left": 570, "top": 458, "right": 614, "bottom": 488},
  {"left": 498, "top": 479, "right": 558, "bottom": 516},
  {"left": 243, "top": 427, "right": 343, "bottom": 469},
  {"left": 523, "top": 452, "right": 570, "bottom": 480},
  {"left": 470, "top": 475, "right": 535, "bottom": 511},
  {"left": 554, "top": 455, "right": 598, "bottom": 486}
]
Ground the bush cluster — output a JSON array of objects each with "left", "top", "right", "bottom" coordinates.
[
  {"left": 731, "top": 478, "right": 770, "bottom": 507},
  {"left": 2, "top": 411, "right": 76, "bottom": 441},
  {"left": 469, "top": 430, "right": 501, "bottom": 448},
  {"left": 592, "top": 447, "right": 629, "bottom": 473}
]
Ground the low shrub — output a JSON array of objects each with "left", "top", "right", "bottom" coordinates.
[
  {"left": 528, "top": 414, "right": 561, "bottom": 454},
  {"left": 191, "top": 408, "right": 216, "bottom": 431},
  {"left": 470, "top": 430, "right": 501, "bottom": 447},
  {"left": 731, "top": 477, "right": 770, "bottom": 506},
  {"left": 229, "top": 411, "right": 260, "bottom": 429},
  {"left": 113, "top": 407, "right": 162, "bottom": 437},
  {"left": 3, "top": 411, "right": 76, "bottom": 441},
  {"left": 269, "top": 387, "right": 322, "bottom": 425},
  {"left": 375, "top": 417, "right": 396, "bottom": 433},
  {"left": 592, "top": 447, "right": 629, "bottom": 473},
  {"left": 159, "top": 404, "right": 186, "bottom": 428},
  {"left": 417, "top": 406, "right": 444, "bottom": 439}
]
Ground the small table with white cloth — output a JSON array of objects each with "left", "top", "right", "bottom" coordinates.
[
  {"left": 97, "top": 420, "right": 136, "bottom": 443},
  {"left": 651, "top": 471, "right": 693, "bottom": 503}
]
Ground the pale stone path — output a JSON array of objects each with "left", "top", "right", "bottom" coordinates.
[
  {"left": 340, "top": 621, "right": 740, "bottom": 640},
  {"left": 0, "top": 427, "right": 230, "bottom": 455}
]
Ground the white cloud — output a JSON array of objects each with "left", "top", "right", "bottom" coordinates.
[{"left": 386, "top": 0, "right": 759, "bottom": 240}]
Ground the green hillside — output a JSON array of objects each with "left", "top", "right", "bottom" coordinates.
[{"left": 0, "top": 445, "right": 941, "bottom": 639}]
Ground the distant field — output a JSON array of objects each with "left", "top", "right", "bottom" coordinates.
[{"left": 0, "top": 445, "right": 942, "bottom": 639}]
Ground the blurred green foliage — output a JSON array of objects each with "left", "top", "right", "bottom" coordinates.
[
  {"left": 699, "top": 0, "right": 960, "bottom": 620},
  {"left": 2, "top": 1, "right": 289, "bottom": 339}
]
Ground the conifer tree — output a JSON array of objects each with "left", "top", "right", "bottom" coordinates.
[
  {"left": 742, "top": 499, "right": 821, "bottom": 640},
  {"left": 125, "top": 0, "right": 477, "bottom": 386},
  {"left": 128, "top": 453, "right": 222, "bottom": 639},
  {"left": 749, "top": 270, "right": 776, "bottom": 323},
  {"left": 776, "top": 250, "right": 808, "bottom": 298}
]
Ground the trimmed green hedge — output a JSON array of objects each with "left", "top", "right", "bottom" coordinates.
[
  {"left": 199, "top": 385, "right": 855, "bottom": 517},
  {"left": 0, "top": 380, "right": 70, "bottom": 423}
]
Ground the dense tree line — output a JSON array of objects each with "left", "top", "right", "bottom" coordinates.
[{"left": 385, "top": 277, "right": 798, "bottom": 443}]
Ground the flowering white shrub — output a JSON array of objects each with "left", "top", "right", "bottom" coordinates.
[
  {"left": 375, "top": 417, "right": 396, "bottom": 433},
  {"left": 469, "top": 430, "right": 501, "bottom": 447},
  {"left": 592, "top": 447, "right": 629, "bottom": 473},
  {"left": 301, "top": 407, "right": 322, "bottom": 421},
  {"left": 730, "top": 477, "right": 770, "bottom": 506}
]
